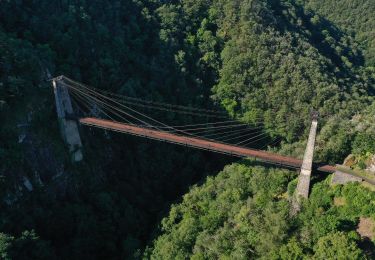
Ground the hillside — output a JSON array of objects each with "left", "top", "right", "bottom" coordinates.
[
  {"left": 146, "top": 0, "right": 375, "bottom": 258},
  {"left": 301, "top": 0, "right": 375, "bottom": 66},
  {"left": 157, "top": 0, "right": 374, "bottom": 161},
  {"left": 0, "top": 1, "right": 233, "bottom": 258},
  {"left": 147, "top": 162, "right": 375, "bottom": 259},
  {"left": 0, "top": 0, "right": 374, "bottom": 259}
]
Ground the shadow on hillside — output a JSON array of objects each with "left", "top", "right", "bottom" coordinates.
[{"left": 360, "top": 238, "right": 375, "bottom": 259}]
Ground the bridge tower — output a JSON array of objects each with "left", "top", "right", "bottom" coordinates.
[
  {"left": 52, "top": 76, "right": 83, "bottom": 162},
  {"left": 293, "top": 112, "right": 318, "bottom": 211}
]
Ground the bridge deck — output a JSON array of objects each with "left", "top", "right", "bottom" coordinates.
[{"left": 79, "top": 117, "right": 335, "bottom": 173}]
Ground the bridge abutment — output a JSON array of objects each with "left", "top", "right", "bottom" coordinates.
[
  {"left": 52, "top": 76, "right": 83, "bottom": 162},
  {"left": 331, "top": 170, "right": 362, "bottom": 185}
]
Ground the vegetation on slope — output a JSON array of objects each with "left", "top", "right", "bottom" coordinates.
[
  {"left": 0, "top": 0, "right": 374, "bottom": 258},
  {"left": 147, "top": 0, "right": 375, "bottom": 258},
  {"left": 301, "top": 0, "right": 375, "bottom": 66},
  {"left": 147, "top": 162, "right": 375, "bottom": 259},
  {"left": 156, "top": 0, "right": 374, "bottom": 163},
  {"left": 0, "top": 1, "right": 232, "bottom": 259}
]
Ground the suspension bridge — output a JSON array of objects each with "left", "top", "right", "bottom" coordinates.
[{"left": 51, "top": 75, "right": 356, "bottom": 202}]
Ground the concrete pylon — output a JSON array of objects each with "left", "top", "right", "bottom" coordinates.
[
  {"left": 292, "top": 113, "right": 318, "bottom": 212},
  {"left": 52, "top": 76, "right": 83, "bottom": 162}
]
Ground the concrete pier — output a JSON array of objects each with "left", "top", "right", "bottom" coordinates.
[
  {"left": 53, "top": 77, "right": 83, "bottom": 162},
  {"left": 291, "top": 115, "right": 319, "bottom": 215},
  {"left": 295, "top": 118, "right": 318, "bottom": 199}
]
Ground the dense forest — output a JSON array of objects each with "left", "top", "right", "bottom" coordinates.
[
  {"left": 147, "top": 161, "right": 375, "bottom": 259},
  {"left": 0, "top": 0, "right": 374, "bottom": 259},
  {"left": 302, "top": 0, "right": 375, "bottom": 66}
]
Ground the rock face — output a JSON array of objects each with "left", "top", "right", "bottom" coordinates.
[
  {"left": 3, "top": 124, "right": 70, "bottom": 205},
  {"left": 343, "top": 154, "right": 375, "bottom": 174},
  {"left": 343, "top": 154, "right": 357, "bottom": 168},
  {"left": 357, "top": 217, "right": 375, "bottom": 239}
]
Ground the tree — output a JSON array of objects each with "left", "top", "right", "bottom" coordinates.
[
  {"left": 0, "top": 231, "right": 54, "bottom": 260},
  {"left": 0, "top": 233, "right": 13, "bottom": 260},
  {"left": 313, "top": 232, "right": 364, "bottom": 259},
  {"left": 352, "top": 133, "right": 375, "bottom": 155},
  {"left": 279, "top": 237, "right": 304, "bottom": 260}
]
